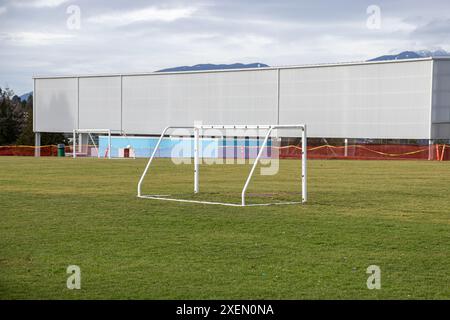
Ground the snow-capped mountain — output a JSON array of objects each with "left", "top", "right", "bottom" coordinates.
[{"left": 369, "top": 50, "right": 450, "bottom": 61}]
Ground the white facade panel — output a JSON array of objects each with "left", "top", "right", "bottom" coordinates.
[
  {"left": 34, "top": 78, "right": 78, "bottom": 133},
  {"left": 279, "top": 60, "right": 433, "bottom": 139},
  {"left": 34, "top": 59, "right": 444, "bottom": 139},
  {"left": 122, "top": 70, "right": 278, "bottom": 134},
  {"left": 431, "top": 60, "right": 450, "bottom": 139},
  {"left": 78, "top": 76, "right": 122, "bottom": 131}
]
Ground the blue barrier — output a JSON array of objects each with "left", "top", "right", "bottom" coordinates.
[{"left": 99, "top": 136, "right": 272, "bottom": 159}]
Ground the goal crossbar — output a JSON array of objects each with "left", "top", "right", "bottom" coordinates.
[{"left": 137, "top": 124, "right": 307, "bottom": 207}]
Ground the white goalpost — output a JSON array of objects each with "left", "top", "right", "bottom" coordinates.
[{"left": 137, "top": 124, "right": 307, "bottom": 207}]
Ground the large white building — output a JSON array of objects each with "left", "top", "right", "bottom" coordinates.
[{"left": 33, "top": 57, "right": 450, "bottom": 148}]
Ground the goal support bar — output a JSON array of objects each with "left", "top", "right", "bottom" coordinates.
[{"left": 137, "top": 124, "right": 307, "bottom": 206}]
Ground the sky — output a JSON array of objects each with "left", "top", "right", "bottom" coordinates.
[{"left": 1, "top": 0, "right": 450, "bottom": 95}]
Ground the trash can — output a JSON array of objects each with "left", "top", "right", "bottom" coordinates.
[{"left": 57, "top": 144, "right": 66, "bottom": 157}]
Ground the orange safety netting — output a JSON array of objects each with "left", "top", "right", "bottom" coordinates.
[
  {"left": 279, "top": 144, "right": 449, "bottom": 161},
  {"left": 0, "top": 144, "right": 448, "bottom": 161},
  {"left": 0, "top": 145, "right": 72, "bottom": 157}
]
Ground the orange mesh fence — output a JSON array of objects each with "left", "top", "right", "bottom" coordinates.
[
  {"left": 0, "top": 144, "right": 449, "bottom": 160},
  {"left": 0, "top": 145, "right": 73, "bottom": 157},
  {"left": 279, "top": 144, "right": 449, "bottom": 161}
]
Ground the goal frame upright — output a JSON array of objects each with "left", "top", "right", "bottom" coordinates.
[{"left": 137, "top": 124, "right": 307, "bottom": 207}]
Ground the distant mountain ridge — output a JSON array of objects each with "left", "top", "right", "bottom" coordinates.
[
  {"left": 18, "top": 53, "right": 450, "bottom": 98},
  {"left": 415, "top": 49, "right": 450, "bottom": 58},
  {"left": 19, "top": 92, "right": 32, "bottom": 101},
  {"left": 156, "top": 63, "right": 269, "bottom": 72},
  {"left": 18, "top": 63, "right": 270, "bottom": 100},
  {"left": 369, "top": 50, "right": 450, "bottom": 62}
]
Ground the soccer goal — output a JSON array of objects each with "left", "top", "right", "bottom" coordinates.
[
  {"left": 72, "top": 129, "right": 111, "bottom": 158},
  {"left": 137, "top": 124, "right": 307, "bottom": 207},
  {"left": 72, "top": 129, "right": 135, "bottom": 159}
]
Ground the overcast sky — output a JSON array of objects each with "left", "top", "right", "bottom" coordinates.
[{"left": 1, "top": 0, "right": 450, "bottom": 94}]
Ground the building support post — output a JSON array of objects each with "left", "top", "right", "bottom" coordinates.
[
  {"left": 344, "top": 138, "right": 348, "bottom": 157},
  {"left": 108, "top": 130, "right": 112, "bottom": 159},
  {"left": 256, "top": 136, "right": 260, "bottom": 155},
  {"left": 194, "top": 127, "right": 199, "bottom": 194},
  {"left": 428, "top": 139, "right": 434, "bottom": 161},
  {"left": 34, "top": 132, "right": 41, "bottom": 157},
  {"left": 233, "top": 136, "right": 238, "bottom": 161},
  {"left": 78, "top": 133, "right": 82, "bottom": 153},
  {"left": 73, "top": 130, "right": 76, "bottom": 158},
  {"left": 244, "top": 136, "right": 249, "bottom": 161},
  {"left": 222, "top": 136, "right": 226, "bottom": 162}
]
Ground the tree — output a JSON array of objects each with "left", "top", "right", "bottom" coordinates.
[
  {"left": 15, "top": 95, "right": 34, "bottom": 145},
  {"left": 0, "top": 87, "right": 22, "bottom": 145}
]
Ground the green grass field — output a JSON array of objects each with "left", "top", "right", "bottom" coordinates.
[{"left": 0, "top": 157, "right": 449, "bottom": 299}]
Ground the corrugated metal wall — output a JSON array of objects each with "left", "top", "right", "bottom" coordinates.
[
  {"left": 279, "top": 60, "right": 432, "bottom": 139},
  {"left": 78, "top": 76, "right": 122, "bottom": 131},
  {"left": 121, "top": 70, "right": 278, "bottom": 134},
  {"left": 432, "top": 60, "right": 450, "bottom": 139},
  {"left": 34, "top": 58, "right": 449, "bottom": 139},
  {"left": 34, "top": 77, "right": 78, "bottom": 133}
]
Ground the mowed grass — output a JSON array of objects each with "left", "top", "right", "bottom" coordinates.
[{"left": 0, "top": 157, "right": 449, "bottom": 299}]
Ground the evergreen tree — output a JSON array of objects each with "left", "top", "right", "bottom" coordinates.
[
  {"left": 0, "top": 88, "right": 22, "bottom": 145},
  {"left": 15, "top": 95, "right": 34, "bottom": 145}
]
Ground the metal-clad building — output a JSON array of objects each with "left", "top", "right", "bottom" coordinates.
[{"left": 33, "top": 57, "right": 450, "bottom": 141}]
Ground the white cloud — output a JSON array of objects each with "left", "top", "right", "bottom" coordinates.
[
  {"left": 0, "top": 6, "right": 6, "bottom": 15},
  {"left": 88, "top": 6, "right": 197, "bottom": 26},
  {"left": 12, "top": 0, "right": 70, "bottom": 8},
  {"left": 0, "top": 31, "right": 74, "bottom": 46},
  {"left": 380, "top": 17, "right": 417, "bottom": 33},
  {"left": 2, "top": 0, "right": 450, "bottom": 94}
]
